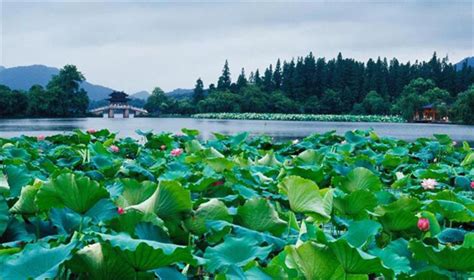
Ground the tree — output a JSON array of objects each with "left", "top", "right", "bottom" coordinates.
[
  {"left": 451, "top": 85, "right": 474, "bottom": 124},
  {"left": 319, "top": 89, "right": 343, "bottom": 114},
  {"left": 236, "top": 68, "right": 248, "bottom": 90},
  {"left": 273, "top": 59, "right": 282, "bottom": 90},
  {"left": 0, "top": 85, "right": 28, "bottom": 116},
  {"left": 217, "top": 60, "right": 231, "bottom": 91},
  {"left": 356, "top": 91, "right": 389, "bottom": 115},
  {"left": 193, "top": 78, "right": 205, "bottom": 103},
  {"left": 144, "top": 87, "right": 170, "bottom": 115},
  {"left": 392, "top": 78, "right": 433, "bottom": 120},
  {"left": 45, "top": 65, "right": 89, "bottom": 116},
  {"left": 263, "top": 65, "right": 274, "bottom": 92}
]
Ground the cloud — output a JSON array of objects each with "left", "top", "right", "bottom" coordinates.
[{"left": 1, "top": 1, "right": 472, "bottom": 92}]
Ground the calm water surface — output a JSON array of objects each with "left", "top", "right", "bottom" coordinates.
[{"left": 0, "top": 117, "right": 473, "bottom": 142}]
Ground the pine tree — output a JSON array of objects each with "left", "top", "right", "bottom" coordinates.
[
  {"left": 237, "top": 68, "right": 248, "bottom": 90},
  {"left": 217, "top": 60, "right": 231, "bottom": 91},
  {"left": 193, "top": 78, "right": 205, "bottom": 103},
  {"left": 273, "top": 59, "right": 282, "bottom": 90},
  {"left": 263, "top": 65, "right": 274, "bottom": 92},
  {"left": 254, "top": 69, "right": 262, "bottom": 87}
]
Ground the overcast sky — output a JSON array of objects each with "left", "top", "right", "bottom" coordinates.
[{"left": 1, "top": 1, "right": 473, "bottom": 93}]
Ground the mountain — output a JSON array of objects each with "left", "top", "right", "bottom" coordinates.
[
  {"left": 166, "top": 88, "right": 193, "bottom": 99},
  {"left": 0, "top": 65, "right": 114, "bottom": 101},
  {"left": 130, "top": 90, "right": 150, "bottom": 100},
  {"left": 455, "top": 57, "right": 474, "bottom": 70}
]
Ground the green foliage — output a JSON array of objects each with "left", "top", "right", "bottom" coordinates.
[
  {"left": 144, "top": 87, "right": 170, "bottom": 115},
  {"left": 0, "top": 65, "right": 89, "bottom": 117},
  {"left": 0, "top": 129, "right": 473, "bottom": 278},
  {"left": 451, "top": 85, "right": 474, "bottom": 124}
]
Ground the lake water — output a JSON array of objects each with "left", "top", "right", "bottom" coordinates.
[{"left": 0, "top": 117, "right": 473, "bottom": 142}]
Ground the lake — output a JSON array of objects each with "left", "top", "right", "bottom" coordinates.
[{"left": 0, "top": 117, "right": 473, "bottom": 142}]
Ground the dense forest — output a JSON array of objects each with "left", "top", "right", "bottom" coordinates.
[{"left": 145, "top": 52, "right": 474, "bottom": 124}]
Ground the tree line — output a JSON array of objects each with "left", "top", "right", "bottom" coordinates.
[
  {"left": 0, "top": 65, "right": 89, "bottom": 117},
  {"left": 145, "top": 52, "right": 474, "bottom": 124}
]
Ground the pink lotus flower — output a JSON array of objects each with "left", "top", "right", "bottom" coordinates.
[
  {"left": 417, "top": 218, "right": 430, "bottom": 232},
  {"left": 37, "top": 135, "right": 45, "bottom": 141},
  {"left": 212, "top": 180, "right": 224, "bottom": 187},
  {"left": 117, "top": 207, "right": 125, "bottom": 215},
  {"left": 160, "top": 145, "right": 166, "bottom": 150},
  {"left": 109, "top": 145, "right": 120, "bottom": 153},
  {"left": 471, "top": 181, "right": 474, "bottom": 189},
  {"left": 421, "top": 178, "right": 438, "bottom": 190},
  {"left": 170, "top": 148, "right": 183, "bottom": 157},
  {"left": 87, "top": 129, "right": 97, "bottom": 134}
]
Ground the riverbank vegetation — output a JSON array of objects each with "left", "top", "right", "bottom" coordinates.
[
  {"left": 145, "top": 53, "right": 474, "bottom": 124},
  {"left": 193, "top": 112, "right": 405, "bottom": 123},
  {"left": 0, "top": 129, "right": 473, "bottom": 278},
  {"left": 0, "top": 65, "right": 89, "bottom": 117}
]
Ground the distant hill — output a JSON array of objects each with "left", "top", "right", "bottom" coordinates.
[
  {"left": 0, "top": 65, "right": 115, "bottom": 101},
  {"left": 166, "top": 88, "right": 193, "bottom": 99},
  {"left": 455, "top": 57, "right": 474, "bottom": 70},
  {"left": 130, "top": 90, "right": 150, "bottom": 100}
]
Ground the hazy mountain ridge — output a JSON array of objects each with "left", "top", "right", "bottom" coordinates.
[
  {"left": 0, "top": 64, "right": 192, "bottom": 101},
  {"left": 0, "top": 65, "right": 114, "bottom": 101},
  {"left": 455, "top": 57, "right": 474, "bottom": 70}
]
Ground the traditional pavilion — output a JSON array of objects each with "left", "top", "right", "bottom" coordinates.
[
  {"left": 413, "top": 104, "right": 449, "bottom": 123},
  {"left": 89, "top": 91, "right": 148, "bottom": 118}
]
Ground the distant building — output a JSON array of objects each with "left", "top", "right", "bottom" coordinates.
[
  {"left": 413, "top": 104, "right": 449, "bottom": 123},
  {"left": 89, "top": 91, "right": 147, "bottom": 118}
]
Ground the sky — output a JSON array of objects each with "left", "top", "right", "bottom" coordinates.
[{"left": 1, "top": 1, "right": 473, "bottom": 93}]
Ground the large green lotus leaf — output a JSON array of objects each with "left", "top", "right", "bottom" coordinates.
[
  {"left": 328, "top": 239, "right": 391, "bottom": 277},
  {"left": 340, "top": 167, "right": 382, "bottom": 193},
  {"left": 285, "top": 242, "right": 343, "bottom": 280},
  {"left": 398, "top": 269, "right": 450, "bottom": 280},
  {"left": 461, "top": 152, "right": 474, "bottom": 166},
  {"left": 96, "top": 232, "right": 196, "bottom": 270},
  {"left": 67, "top": 242, "right": 137, "bottom": 280},
  {"left": 185, "top": 139, "right": 204, "bottom": 153},
  {"left": 236, "top": 197, "right": 287, "bottom": 236},
  {"left": 341, "top": 220, "right": 382, "bottom": 248},
  {"left": 436, "top": 228, "right": 467, "bottom": 244},
  {"left": 427, "top": 200, "right": 474, "bottom": 222},
  {"left": 107, "top": 210, "right": 165, "bottom": 237},
  {"left": 126, "top": 180, "right": 192, "bottom": 219},
  {"left": 278, "top": 176, "right": 333, "bottom": 221},
  {"left": 36, "top": 173, "right": 109, "bottom": 214},
  {"left": 184, "top": 199, "right": 232, "bottom": 235},
  {"left": 369, "top": 240, "right": 411, "bottom": 275},
  {"left": 378, "top": 210, "right": 418, "bottom": 232},
  {"left": 257, "top": 152, "right": 281, "bottom": 166},
  {"left": 204, "top": 235, "right": 273, "bottom": 272},
  {"left": 334, "top": 189, "right": 377, "bottom": 219},
  {"left": 9, "top": 180, "right": 42, "bottom": 214},
  {"left": 0, "top": 195, "right": 8, "bottom": 236},
  {"left": 115, "top": 179, "right": 157, "bottom": 208},
  {"left": 206, "top": 158, "right": 235, "bottom": 172},
  {"left": 5, "top": 165, "right": 35, "bottom": 197},
  {"left": 408, "top": 237, "right": 474, "bottom": 272},
  {"left": 91, "top": 155, "right": 122, "bottom": 178},
  {"left": 0, "top": 241, "right": 76, "bottom": 280},
  {"left": 50, "top": 207, "right": 87, "bottom": 234},
  {"left": 207, "top": 220, "right": 287, "bottom": 250},
  {"left": 375, "top": 196, "right": 421, "bottom": 232}
]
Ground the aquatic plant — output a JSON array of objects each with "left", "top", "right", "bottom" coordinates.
[{"left": 0, "top": 129, "right": 472, "bottom": 279}]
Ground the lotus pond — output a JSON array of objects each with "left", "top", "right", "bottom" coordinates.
[{"left": 0, "top": 129, "right": 473, "bottom": 279}]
